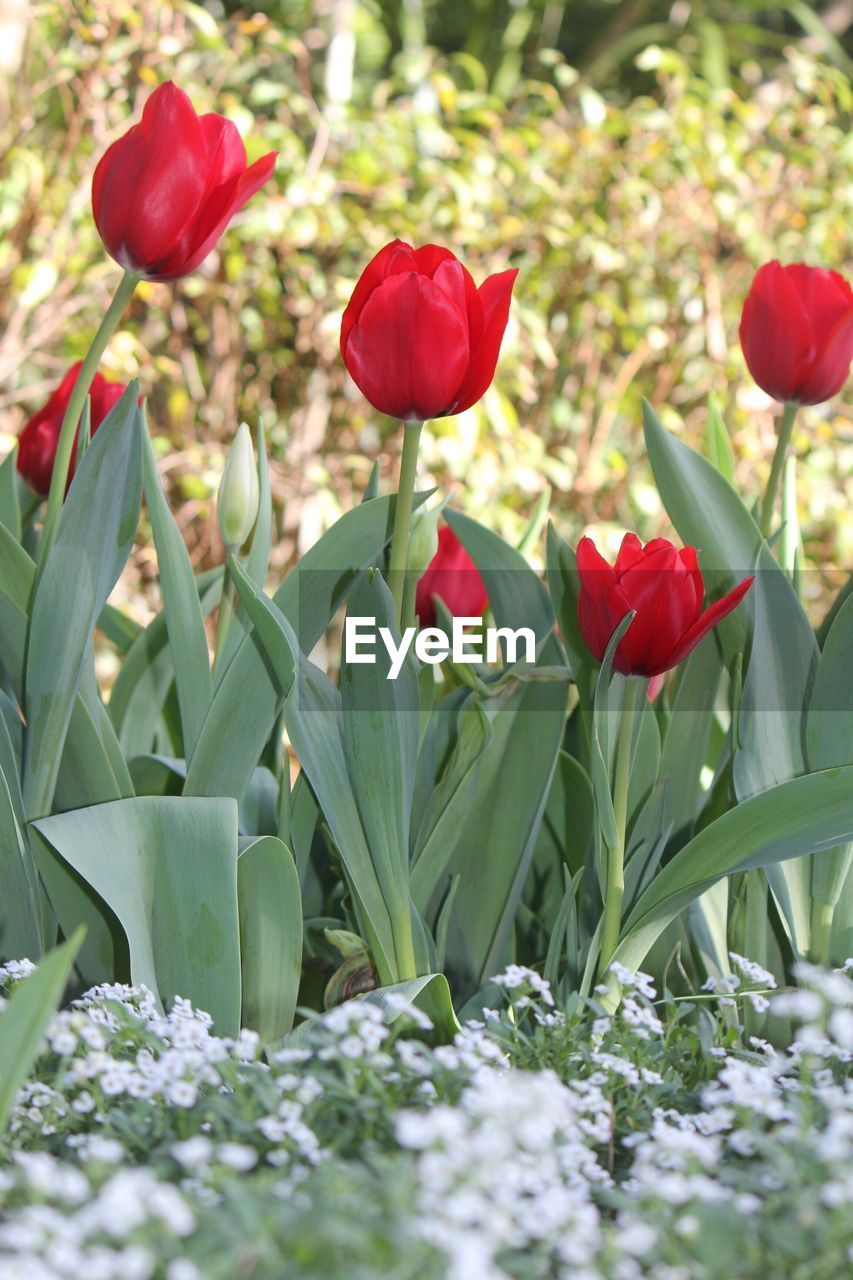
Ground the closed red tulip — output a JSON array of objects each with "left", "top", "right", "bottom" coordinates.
[
  {"left": 739, "top": 262, "right": 853, "bottom": 405},
  {"left": 415, "top": 525, "right": 489, "bottom": 628},
  {"left": 16, "top": 362, "right": 127, "bottom": 497},
  {"left": 341, "top": 241, "right": 517, "bottom": 421},
  {"left": 577, "top": 533, "right": 753, "bottom": 678},
  {"left": 92, "top": 82, "right": 276, "bottom": 282}
]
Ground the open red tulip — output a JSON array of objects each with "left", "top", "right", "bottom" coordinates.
[
  {"left": 92, "top": 82, "right": 276, "bottom": 282},
  {"left": 415, "top": 525, "right": 489, "bottom": 628},
  {"left": 739, "top": 261, "right": 853, "bottom": 405},
  {"left": 577, "top": 533, "right": 753, "bottom": 678},
  {"left": 341, "top": 241, "right": 517, "bottom": 421},
  {"left": 16, "top": 362, "right": 127, "bottom": 497}
]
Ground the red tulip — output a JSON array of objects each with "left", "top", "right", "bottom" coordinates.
[
  {"left": 341, "top": 240, "right": 517, "bottom": 421},
  {"left": 92, "top": 82, "right": 276, "bottom": 282},
  {"left": 739, "top": 262, "right": 853, "bottom": 405},
  {"left": 576, "top": 533, "right": 753, "bottom": 678},
  {"left": 415, "top": 525, "right": 489, "bottom": 628},
  {"left": 16, "top": 363, "right": 127, "bottom": 497}
]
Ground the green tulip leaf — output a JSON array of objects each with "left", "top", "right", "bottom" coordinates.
[
  {"left": 0, "top": 930, "right": 84, "bottom": 1137},
  {"left": 32, "top": 796, "right": 242, "bottom": 1034},
  {"left": 613, "top": 766, "right": 853, "bottom": 975},
  {"left": 238, "top": 835, "right": 302, "bottom": 1042},
  {"left": 23, "top": 384, "right": 143, "bottom": 820},
  {"left": 141, "top": 421, "right": 212, "bottom": 759}
]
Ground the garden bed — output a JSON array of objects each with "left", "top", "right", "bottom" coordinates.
[{"left": 1, "top": 959, "right": 851, "bottom": 1280}]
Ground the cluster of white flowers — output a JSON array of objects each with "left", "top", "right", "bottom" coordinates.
[
  {"left": 397, "top": 1066, "right": 610, "bottom": 1280},
  {"left": 0, "top": 1158, "right": 194, "bottom": 1280}
]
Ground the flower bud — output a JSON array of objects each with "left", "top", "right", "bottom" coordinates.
[
  {"left": 217, "top": 423, "right": 259, "bottom": 550},
  {"left": 406, "top": 505, "right": 442, "bottom": 578}
]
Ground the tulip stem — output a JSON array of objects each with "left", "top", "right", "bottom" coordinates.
[
  {"left": 759, "top": 401, "right": 797, "bottom": 539},
  {"left": 599, "top": 677, "right": 640, "bottom": 977},
  {"left": 39, "top": 269, "right": 140, "bottom": 568},
  {"left": 387, "top": 419, "right": 423, "bottom": 628},
  {"left": 212, "top": 556, "right": 236, "bottom": 681}
]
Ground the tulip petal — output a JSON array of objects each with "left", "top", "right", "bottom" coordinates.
[
  {"left": 788, "top": 265, "right": 852, "bottom": 338},
  {"left": 152, "top": 149, "right": 276, "bottom": 281},
  {"left": 614, "top": 532, "right": 644, "bottom": 575},
  {"left": 796, "top": 305, "right": 853, "bottom": 405},
  {"left": 661, "top": 576, "right": 754, "bottom": 672},
  {"left": 415, "top": 525, "right": 488, "bottom": 627},
  {"left": 677, "top": 545, "right": 705, "bottom": 614},
  {"left": 412, "top": 244, "right": 459, "bottom": 278},
  {"left": 340, "top": 240, "right": 414, "bottom": 353},
  {"left": 343, "top": 271, "right": 470, "bottom": 420},
  {"left": 739, "top": 261, "right": 816, "bottom": 402},
  {"left": 451, "top": 268, "right": 518, "bottom": 413},
  {"left": 576, "top": 537, "right": 632, "bottom": 664},
  {"left": 93, "top": 83, "right": 209, "bottom": 275}
]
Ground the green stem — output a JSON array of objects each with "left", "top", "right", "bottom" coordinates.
[
  {"left": 599, "top": 678, "right": 640, "bottom": 976},
  {"left": 39, "top": 269, "right": 139, "bottom": 567},
  {"left": 759, "top": 400, "right": 797, "bottom": 539},
  {"left": 809, "top": 899, "right": 834, "bottom": 967},
  {"left": 387, "top": 419, "right": 423, "bottom": 627},
  {"left": 212, "top": 555, "right": 236, "bottom": 679},
  {"left": 401, "top": 574, "right": 418, "bottom": 632},
  {"left": 394, "top": 908, "right": 418, "bottom": 983}
]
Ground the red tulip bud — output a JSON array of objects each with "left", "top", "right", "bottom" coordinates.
[
  {"left": 739, "top": 261, "right": 853, "bottom": 405},
  {"left": 16, "top": 363, "right": 127, "bottom": 497},
  {"left": 577, "top": 533, "right": 753, "bottom": 678},
  {"left": 415, "top": 525, "right": 489, "bottom": 628},
  {"left": 92, "top": 82, "right": 276, "bottom": 282},
  {"left": 341, "top": 240, "right": 517, "bottom": 421}
]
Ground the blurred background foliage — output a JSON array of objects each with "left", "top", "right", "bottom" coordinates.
[{"left": 0, "top": 0, "right": 850, "bottom": 624}]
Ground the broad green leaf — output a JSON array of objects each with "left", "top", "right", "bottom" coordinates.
[
  {"left": 0, "top": 930, "right": 83, "bottom": 1136},
  {"left": 97, "top": 603, "right": 143, "bottom": 654},
  {"left": 807, "top": 593, "right": 853, "bottom": 772},
  {"left": 361, "top": 972, "right": 460, "bottom": 1042},
  {"left": 445, "top": 507, "right": 555, "bottom": 647},
  {"left": 436, "top": 514, "right": 567, "bottom": 996},
  {"left": 238, "top": 835, "right": 302, "bottom": 1042},
  {"left": 141, "top": 423, "right": 212, "bottom": 758},
  {"left": 705, "top": 394, "right": 736, "bottom": 485},
  {"left": 410, "top": 701, "right": 493, "bottom": 909},
  {"left": 0, "top": 756, "right": 42, "bottom": 960},
  {"left": 613, "top": 766, "right": 853, "bottom": 975},
  {"left": 542, "top": 750, "right": 595, "bottom": 878},
  {"left": 108, "top": 569, "right": 222, "bottom": 753},
  {"left": 545, "top": 523, "right": 594, "bottom": 701},
  {"left": 734, "top": 546, "right": 818, "bottom": 799},
  {"left": 627, "top": 697, "right": 660, "bottom": 821},
  {"left": 0, "top": 449, "right": 21, "bottom": 541},
  {"left": 0, "top": 522, "right": 34, "bottom": 614},
  {"left": 806, "top": 594, "right": 853, "bottom": 922},
  {"left": 658, "top": 634, "right": 722, "bottom": 841},
  {"left": 185, "top": 492, "right": 429, "bottom": 803},
  {"left": 33, "top": 796, "right": 242, "bottom": 1034},
  {"left": 23, "top": 385, "right": 143, "bottom": 819},
  {"left": 361, "top": 460, "right": 381, "bottom": 502},
  {"left": 225, "top": 563, "right": 399, "bottom": 984},
  {"left": 341, "top": 572, "right": 419, "bottom": 952},
  {"left": 643, "top": 400, "right": 758, "bottom": 659},
  {"left": 734, "top": 547, "right": 819, "bottom": 957},
  {"left": 590, "top": 614, "right": 635, "bottom": 851},
  {"left": 688, "top": 879, "right": 730, "bottom": 979},
  {"left": 55, "top": 665, "right": 134, "bottom": 811}
]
